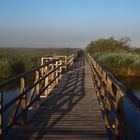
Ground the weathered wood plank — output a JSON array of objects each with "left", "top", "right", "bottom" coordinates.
[{"left": 15, "top": 54, "right": 108, "bottom": 140}]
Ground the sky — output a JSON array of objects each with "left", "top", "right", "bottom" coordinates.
[{"left": 0, "top": 0, "right": 140, "bottom": 48}]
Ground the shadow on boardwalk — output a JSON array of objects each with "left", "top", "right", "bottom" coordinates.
[{"left": 6, "top": 53, "right": 107, "bottom": 140}]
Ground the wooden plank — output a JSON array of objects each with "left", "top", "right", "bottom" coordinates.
[{"left": 15, "top": 54, "right": 108, "bottom": 140}]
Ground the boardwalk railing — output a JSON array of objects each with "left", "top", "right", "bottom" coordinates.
[
  {"left": 0, "top": 51, "right": 79, "bottom": 138},
  {"left": 87, "top": 53, "right": 140, "bottom": 140}
]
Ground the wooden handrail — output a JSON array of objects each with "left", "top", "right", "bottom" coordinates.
[
  {"left": 0, "top": 60, "right": 57, "bottom": 88},
  {"left": 0, "top": 51, "right": 79, "bottom": 139},
  {"left": 87, "top": 53, "right": 140, "bottom": 140}
]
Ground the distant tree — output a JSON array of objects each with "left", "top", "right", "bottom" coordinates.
[
  {"left": 119, "top": 37, "right": 131, "bottom": 49},
  {"left": 86, "top": 37, "right": 132, "bottom": 54}
]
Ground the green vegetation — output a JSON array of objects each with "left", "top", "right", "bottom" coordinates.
[
  {"left": 93, "top": 51, "right": 140, "bottom": 76},
  {"left": 86, "top": 37, "right": 140, "bottom": 90},
  {"left": 0, "top": 48, "right": 77, "bottom": 81}
]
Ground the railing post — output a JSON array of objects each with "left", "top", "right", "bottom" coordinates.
[
  {"left": 113, "top": 118, "right": 120, "bottom": 137},
  {"left": 0, "top": 89, "right": 3, "bottom": 139},
  {"left": 65, "top": 56, "right": 68, "bottom": 71},
  {"left": 51, "top": 63, "right": 54, "bottom": 89},
  {"left": 105, "top": 97, "right": 111, "bottom": 129},
  {"left": 20, "top": 77, "right": 27, "bottom": 124},
  {"left": 59, "top": 59, "right": 62, "bottom": 80},
  {"left": 48, "top": 64, "right": 52, "bottom": 94},
  {"left": 41, "top": 57, "right": 44, "bottom": 76},
  {"left": 74, "top": 52, "right": 78, "bottom": 61},
  {"left": 35, "top": 71, "right": 40, "bottom": 108},
  {"left": 71, "top": 54, "right": 74, "bottom": 65},
  {"left": 44, "top": 66, "right": 49, "bottom": 97},
  {"left": 55, "top": 61, "right": 59, "bottom": 85}
]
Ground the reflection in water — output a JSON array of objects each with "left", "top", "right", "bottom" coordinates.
[
  {"left": 3, "top": 88, "right": 37, "bottom": 126},
  {"left": 115, "top": 75, "right": 140, "bottom": 139},
  {"left": 123, "top": 97, "right": 140, "bottom": 139},
  {"left": 1, "top": 71, "right": 43, "bottom": 135},
  {"left": 117, "top": 76, "right": 140, "bottom": 98}
]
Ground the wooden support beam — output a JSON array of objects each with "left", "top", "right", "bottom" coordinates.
[
  {"left": 55, "top": 61, "right": 59, "bottom": 85},
  {"left": 59, "top": 59, "right": 62, "bottom": 80},
  {"left": 44, "top": 66, "right": 49, "bottom": 97},
  {"left": 20, "top": 77, "right": 27, "bottom": 124},
  {"left": 51, "top": 63, "right": 55, "bottom": 89},
  {"left": 48, "top": 64, "right": 52, "bottom": 94},
  {"left": 64, "top": 56, "right": 68, "bottom": 70},
  {"left": 41, "top": 57, "right": 44, "bottom": 76},
  {"left": 35, "top": 71, "right": 40, "bottom": 109}
]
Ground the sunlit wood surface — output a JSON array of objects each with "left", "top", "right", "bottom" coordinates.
[{"left": 16, "top": 54, "right": 107, "bottom": 140}]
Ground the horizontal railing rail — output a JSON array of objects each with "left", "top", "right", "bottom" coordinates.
[
  {"left": 87, "top": 53, "right": 140, "bottom": 140},
  {"left": 0, "top": 51, "right": 79, "bottom": 139}
]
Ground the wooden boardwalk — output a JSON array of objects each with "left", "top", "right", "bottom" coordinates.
[{"left": 16, "top": 54, "right": 108, "bottom": 140}]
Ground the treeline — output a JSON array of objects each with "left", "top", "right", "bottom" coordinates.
[
  {"left": 0, "top": 48, "right": 77, "bottom": 81},
  {"left": 86, "top": 37, "right": 140, "bottom": 54},
  {"left": 86, "top": 37, "right": 140, "bottom": 77}
]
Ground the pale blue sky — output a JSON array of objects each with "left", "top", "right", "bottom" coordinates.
[{"left": 0, "top": 0, "right": 140, "bottom": 48}]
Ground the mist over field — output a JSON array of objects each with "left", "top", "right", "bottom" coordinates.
[{"left": 0, "top": 0, "right": 140, "bottom": 48}]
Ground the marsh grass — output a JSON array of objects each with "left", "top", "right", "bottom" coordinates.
[
  {"left": 93, "top": 51, "right": 140, "bottom": 76},
  {"left": 93, "top": 51, "right": 140, "bottom": 92},
  {"left": 86, "top": 37, "right": 140, "bottom": 90},
  {"left": 0, "top": 48, "right": 77, "bottom": 81}
]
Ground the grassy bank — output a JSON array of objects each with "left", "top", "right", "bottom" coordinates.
[
  {"left": 86, "top": 37, "right": 140, "bottom": 90},
  {"left": 0, "top": 48, "right": 77, "bottom": 81},
  {"left": 93, "top": 51, "right": 140, "bottom": 76}
]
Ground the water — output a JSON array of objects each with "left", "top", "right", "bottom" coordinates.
[
  {"left": 2, "top": 76, "right": 140, "bottom": 139},
  {"left": 3, "top": 88, "right": 38, "bottom": 127},
  {"left": 135, "top": 90, "right": 140, "bottom": 99},
  {"left": 117, "top": 75, "right": 140, "bottom": 97},
  {"left": 116, "top": 76, "right": 140, "bottom": 139}
]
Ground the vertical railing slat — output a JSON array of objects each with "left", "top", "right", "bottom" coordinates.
[
  {"left": 44, "top": 66, "right": 49, "bottom": 97},
  {"left": 20, "top": 77, "right": 27, "bottom": 124},
  {"left": 35, "top": 71, "right": 40, "bottom": 108},
  {"left": 59, "top": 59, "right": 62, "bottom": 80},
  {"left": 51, "top": 63, "right": 54, "bottom": 89},
  {"left": 55, "top": 61, "right": 59, "bottom": 85}
]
